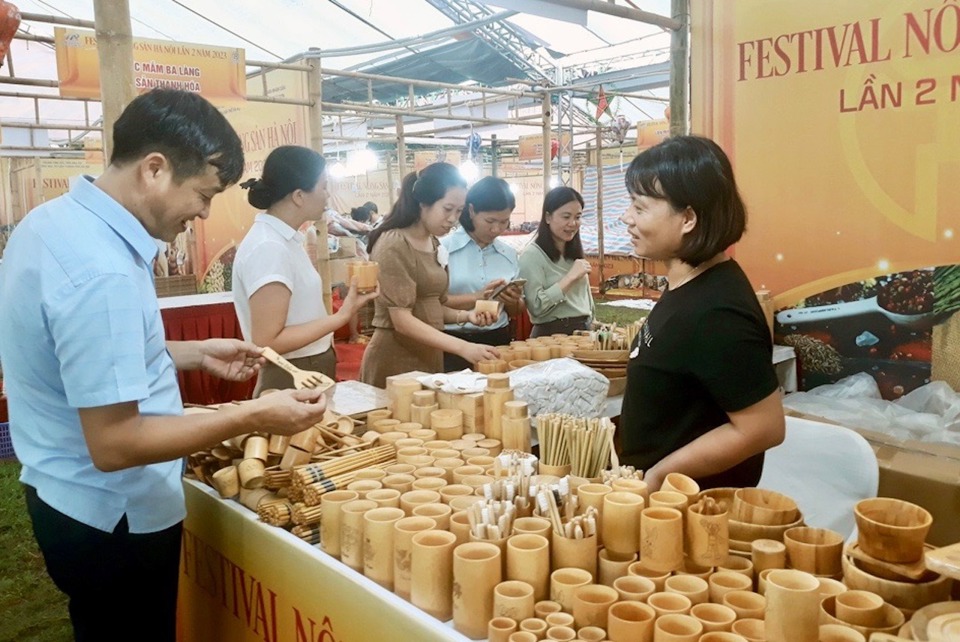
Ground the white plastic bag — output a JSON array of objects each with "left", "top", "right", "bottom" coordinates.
[{"left": 507, "top": 357, "right": 609, "bottom": 418}]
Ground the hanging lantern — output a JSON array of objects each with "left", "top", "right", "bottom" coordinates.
[
  {"left": 466, "top": 132, "right": 482, "bottom": 159},
  {"left": 550, "top": 138, "right": 559, "bottom": 160},
  {"left": 0, "top": 1, "right": 21, "bottom": 69}
]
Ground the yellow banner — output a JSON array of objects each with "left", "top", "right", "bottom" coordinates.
[
  {"left": 413, "top": 150, "right": 462, "bottom": 172},
  {"left": 54, "top": 28, "right": 246, "bottom": 103},
  {"left": 636, "top": 119, "right": 669, "bottom": 150},
  {"left": 518, "top": 133, "right": 572, "bottom": 162}
]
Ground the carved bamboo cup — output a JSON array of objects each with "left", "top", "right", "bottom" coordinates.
[
  {"left": 598, "top": 548, "right": 636, "bottom": 587},
  {"left": 613, "top": 574, "right": 656, "bottom": 602},
  {"left": 238, "top": 458, "right": 266, "bottom": 490},
  {"left": 690, "top": 602, "right": 737, "bottom": 633},
  {"left": 665, "top": 573, "right": 710, "bottom": 605},
  {"left": 488, "top": 617, "right": 518, "bottom": 642},
  {"left": 339, "top": 498, "right": 377, "bottom": 572},
  {"left": 507, "top": 533, "right": 551, "bottom": 602},
  {"left": 721, "top": 590, "right": 766, "bottom": 620},
  {"left": 653, "top": 613, "right": 704, "bottom": 642},
  {"left": 452, "top": 542, "right": 502, "bottom": 639},
  {"left": 512, "top": 516, "right": 552, "bottom": 539},
  {"left": 550, "top": 567, "right": 592, "bottom": 613},
  {"left": 450, "top": 510, "right": 471, "bottom": 546},
  {"left": 750, "top": 538, "right": 787, "bottom": 575},
  {"left": 603, "top": 491, "right": 644, "bottom": 557},
  {"left": 606, "top": 600, "right": 656, "bottom": 642},
  {"left": 319, "top": 490, "right": 359, "bottom": 558},
  {"left": 410, "top": 529, "right": 456, "bottom": 619},
  {"left": 833, "top": 590, "right": 885, "bottom": 628},
  {"left": 764, "top": 569, "right": 820, "bottom": 642},
  {"left": 647, "top": 591, "right": 693, "bottom": 617},
  {"left": 627, "top": 561, "right": 670, "bottom": 591},
  {"left": 687, "top": 502, "right": 729, "bottom": 568},
  {"left": 362, "top": 507, "right": 405, "bottom": 589},
  {"left": 412, "top": 502, "right": 452, "bottom": 531},
  {"left": 783, "top": 526, "right": 844, "bottom": 577},
  {"left": 707, "top": 570, "right": 753, "bottom": 603},
  {"left": 393, "top": 515, "right": 438, "bottom": 599},
  {"left": 571, "top": 583, "right": 619, "bottom": 630},
  {"left": 211, "top": 465, "right": 240, "bottom": 498},
  {"left": 639, "top": 507, "right": 684, "bottom": 573},
  {"left": 494, "top": 580, "right": 536, "bottom": 622},
  {"left": 551, "top": 531, "right": 598, "bottom": 581}
]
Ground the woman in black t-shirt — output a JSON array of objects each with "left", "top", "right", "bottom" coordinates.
[{"left": 618, "top": 136, "right": 785, "bottom": 491}]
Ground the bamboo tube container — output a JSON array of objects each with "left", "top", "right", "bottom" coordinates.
[
  {"left": 627, "top": 562, "right": 671, "bottom": 591},
  {"left": 707, "top": 570, "right": 753, "bottom": 604},
  {"left": 340, "top": 498, "right": 378, "bottom": 572},
  {"left": 545, "top": 611, "right": 575, "bottom": 627},
  {"left": 602, "top": 491, "right": 644, "bottom": 557},
  {"left": 783, "top": 526, "right": 843, "bottom": 577},
  {"left": 639, "top": 507, "right": 684, "bottom": 573},
  {"left": 613, "top": 575, "right": 657, "bottom": 603},
  {"left": 690, "top": 602, "right": 737, "bottom": 633},
  {"left": 661, "top": 472, "right": 700, "bottom": 504},
  {"left": 501, "top": 401, "right": 532, "bottom": 453},
  {"left": 428, "top": 408, "right": 462, "bottom": 441},
  {"left": 239, "top": 487, "right": 274, "bottom": 512},
  {"left": 484, "top": 373, "right": 514, "bottom": 441},
  {"left": 362, "top": 507, "right": 405, "bottom": 589},
  {"left": 212, "top": 465, "right": 240, "bottom": 498},
  {"left": 551, "top": 532, "right": 598, "bottom": 581},
  {"left": 389, "top": 378, "right": 422, "bottom": 422},
  {"left": 647, "top": 591, "right": 693, "bottom": 617},
  {"left": 722, "top": 590, "right": 766, "bottom": 619},
  {"left": 513, "top": 517, "right": 552, "bottom": 539},
  {"left": 411, "top": 477, "right": 447, "bottom": 493},
  {"left": 730, "top": 618, "right": 765, "bottom": 642},
  {"left": 477, "top": 359, "right": 509, "bottom": 374},
  {"left": 476, "top": 438, "right": 502, "bottom": 456},
  {"left": 399, "top": 490, "right": 442, "bottom": 516},
  {"left": 449, "top": 510, "right": 472, "bottom": 546},
  {"left": 410, "top": 529, "right": 457, "bottom": 620},
  {"left": 382, "top": 474, "right": 415, "bottom": 493},
  {"left": 319, "top": 490, "right": 360, "bottom": 558},
  {"left": 764, "top": 569, "right": 820, "bottom": 642},
  {"left": 366, "top": 488, "right": 401, "bottom": 509},
  {"left": 494, "top": 580, "right": 535, "bottom": 622},
  {"left": 531, "top": 345, "right": 552, "bottom": 361},
  {"left": 506, "top": 534, "right": 551, "bottom": 602},
  {"left": 649, "top": 490, "right": 688, "bottom": 512},
  {"left": 545, "top": 625, "right": 575, "bottom": 641},
  {"left": 243, "top": 435, "right": 269, "bottom": 461},
  {"left": 751, "top": 538, "right": 787, "bottom": 574},
  {"left": 597, "top": 548, "right": 637, "bottom": 587},
  {"left": 550, "top": 567, "right": 592, "bottom": 613},
  {"left": 439, "top": 483, "right": 473, "bottom": 504},
  {"left": 571, "top": 583, "right": 618, "bottom": 630},
  {"left": 238, "top": 458, "right": 266, "bottom": 490},
  {"left": 606, "top": 600, "right": 657, "bottom": 642},
  {"left": 452, "top": 542, "right": 502, "bottom": 639},
  {"left": 653, "top": 613, "right": 703, "bottom": 642},
  {"left": 412, "top": 502, "right": 452, "bottom": 531},
  {"left": 687, "top": 501, "right": 729, "bottom": 568},
  {"left": 392, "top": 515, "right": 437, "bottom": 599},
  {"left": 511, "top": 345, "right": 532, "bottom": 361},
  {"left": 518, "top": 619, "right": 546, "bottom": 640},
  {"left": 488, "top": 617, "right": 518, "bottom": 642},
  {"left": 267, "top": 434, "right": 290, "bottom": 456},
  {"left": 410, "top": 403, "right": 438, "bottom": 429},
  {"left": 412, "top": 389, "right": 436, "bottom": 407},
  {"left": 664, "top": 574, "right": 710, "bottom": 605}
]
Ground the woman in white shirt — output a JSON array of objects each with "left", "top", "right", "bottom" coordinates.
[{"left": 234, "top": 145, "right": 378, "bottom": 394}]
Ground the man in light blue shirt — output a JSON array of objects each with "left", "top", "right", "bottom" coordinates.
[
  {"left": 441, "top": 177, "right": 523, "bottom": 371},
  {"left": 0, "top": 90, "right": 327, "bottom": 642}
]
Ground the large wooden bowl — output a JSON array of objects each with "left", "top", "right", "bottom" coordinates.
[
  {"left": 842, "top": 551, "right": 952, "bottom": 615},
  {"left": 854, "top": 497, "right": 932, "bottom": 564},
  {"left": 820, "top": 594, "right": 906, "bottom": 637},
  {"left": 728, "top": 514, "right": 804, "bottom": 543},
  {"left": 732, "top": 488, "right": 799, "bottom": 526}
]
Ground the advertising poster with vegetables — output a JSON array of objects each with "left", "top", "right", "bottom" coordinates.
[{"left": 691, "top": 0, "right": 960, "bottom": 398}]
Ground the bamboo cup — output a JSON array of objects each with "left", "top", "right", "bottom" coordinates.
[
  {"left": 410, "top": 529, "right": 456, "bottom": 620},
  {"left": 509, "top": 631, "right": 537, "bottom": 642},
  {"left": 378, "top": 431, "right": 407, "bottom": 448},
  {"left": 687, "top": 502, "right": 729, "bottom": 568},
  {"left": 320, "top": 490, "right": 360, "bottom": 558},
  {"left": 649, "top": 490, "right": 688, "bottom": 512},
  {"left": 721, "top": 590, "right": 766, "bottom": 620},
  {"left": 488, "top": 617, "right": 518, "bottom": 642},
  {"left": 267, "top": 434, "right": 290, "bottom": 455},
  {"left": 816, "top": 577, "right": 848, "bottom": 599},
  {"left": 551, "top": 531, "right": 598, "bottom": 580},
  {"left": 665, "top": 574, "right": 710, "bottom": 605},
  {"left": 661, "top": 472, "right": 700, "bottom": 503},
  {"left": 750, "top": 538, "right": 787, "bottom": 574},
  {"left": 611, "top": 477, "right": 649, "bottom": 501},
  {"left": 346, "top": 479, "right": 382, "bottom": 498},
  {"left": 431, "top": 408, "right": 464, "bottom": 441},
  {"left": 477, "top": 438, "right": 503, "bottom": 457},
  {"left": 513, "top": 516, "right": 553, "bottom": 539},
  {"left": 211, "top": 465, "right": 240, "bottom": 498},
  {"left": 764, "top": 569, "right": 820, "bottom": 642},
  {"left": 384, "top": 462, "right": 417, "bottom": 475},
  {"left": 647, "top": 591, "right": 693, "bottom": 617},
  {"left": 603, "top": 491, "right": 644, "bottom": 557},
  {"left": 598, "top": 548, "right": 637, "bottom": 587},
  {"left": 239, "top": 487, "right": 273, "bottom": 512},
  {"left": 818, "top": 624, "right": 866, "bottom": 642},
  {"left": 607, "top": 600, "right": 656, "bottom": 642},
  {"left": 373, "top": 418, "right": 402, "bottom": 435},
  {"left": 730, "top": 618, "right": 764, "bottom": 642},
  {"left": 238, "top": 458, "right": 266, "bottom": 490},
  {"left": 434, "top": 458, "right": 466, "bottom": 484},
  {"left": 399, "top": 489, "right": 442, "bottom": 516},
  {"left": 363, "top": 507, "right": 405, "bottom": 589},
  {"left": 833, "top": 590, "right": 885, "bottom": 628},
  {"left": 410, "top": 404, "right": 439, "bottom": 429},
  {"left": 732, "top": 488, "right": 799, "bottom": 526},
  {"left": 545, "top": 611, "right": 575, "bottom": 628},
  {"left": 450, "top": 510, "right": 472, "bottom": 546},
  {"left": 389, "top": 378, "right": 422, "bottom": 422},
  {"left": 411, "top": 477, "right": 447, "bottom": 493},
  {"left": 545, "top": 625, "right": 575, "bottom": 641},
  {"left": 393, "top": 516, "right": 438, "bottom": 600},
  {"left": 449, "top": 494, "right": 484, "bottom": 512},
  {"left": 365, "top": 488, "right": 401, "bottom": 509},
  {"left": 353, "top": 467, "right": 387, "bottom": 482},
  {"left": 452, "top": 542, "right": 502, "bottom": 639},
  {"left": 382, "top": 473, "right": 416, "bottom": 493},
  {"left": 466, "top": 455, "right": 496, "bottom": 471},
  {"left": 494, "top": 580, "right": 536, "bottom": 622},
  {"left": 717, "top": 554, "right": 754, "bottom": 580},
  {"left": 366, "top": 408, "right": 392, "bottom": 426},
  {"left": 535, "top": 600, "right": 563, "bottom": 618},
  {"left": 783, "top": 526, "right": 843, "bottom": 577},
  {"left": 518, "top": 619, "right": 547, "bottom": 639},
  {"left": 478, "top": 359, "right": 509, "bottom": 374},
  {"left": 571, "top": 584, "right": 618, "bottom": 630},
  {"left": 627, "top": 561, "right": 671, "bottom": 591},
  {"left": 409, "top": 428, "right": 438, "bottom": 442},
  {"left": 577, "top": 625, "right": 606, "bottom": 642},
  {"left": 507, "top": 534, "right": 551, "bottom": 602},
  {"left": 691, "top": 602, "right": 737, "bottom": 633},
  {"left": 613, "top": 574, "right": 656, "bottom": 602},
  {"left": 438, "top": 483, "right": 473, "bottom": 504},
  {"left": 461, "top": 447, "right": 491, "bottom": 459},
  {"left": 484, "top": 374, "right": 514, "bottom": 441},
  {"left": 639, "top": 507, "right": 684, "bottom": 573},
  {"left": 412, "top": 389, "right": 437, "bottom": 407},
  {"left": 818, "top": 595, "right": 905, "bottom": 637},
  {"left": 550, "top": 567, "right": 592, "bottom": 613},
  {"left": 412, "top": 502, "right": 452, "bottom": 530},
  {"left": 347, "top": 260, "right": 379, "bottom": 293},
  {"left": 699, "top": 633, "right": 750, "bottom": 642},
  {"left": 243, "top": 435, "right": 269, "bottom": 461},
  {"left": 707, "top": 570, "right": 753, "bottom": 603},
  {"left": 653, "top": 613, "right": 704, "bottom": 642},
  {"left": 677, "top": 558, "right": 714, "bottom": 579},
  {"left": 340, "top": 498, "right": 378, "bottom": 572}
]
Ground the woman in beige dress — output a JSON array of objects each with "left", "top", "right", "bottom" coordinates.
[{"left": 360, "top": 163, "right": 500, "bottom": 387}]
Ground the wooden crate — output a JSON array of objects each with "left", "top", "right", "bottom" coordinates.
[{"left": 155, "top": 275, "right": 198, "bottom": 298}]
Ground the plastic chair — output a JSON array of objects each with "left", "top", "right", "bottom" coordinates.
[{"left": 758, "top": 415, "right": 878, "bottom": 540}]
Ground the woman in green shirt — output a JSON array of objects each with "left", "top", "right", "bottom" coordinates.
[{"left": 518, "top": 186, "right": 595, "bottom": 337}]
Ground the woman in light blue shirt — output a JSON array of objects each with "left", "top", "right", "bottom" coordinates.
[{"left": 441, "top": 177, "right": 522, "bottom": 371}]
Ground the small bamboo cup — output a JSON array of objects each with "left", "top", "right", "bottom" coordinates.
[
  {"left": 598, "top": 548, "right": 637, "bottom": 587},
  {"left": 661, "top": 472, "right": 700, "bottom": 503},
  {"left": 647, "top": 591, "right": 693, "bottom": 617},
  {"left": 409, "top": 429, "right": 438, "bottom": 442},
  {"left": 366, "top": 488, "right": 401, "bottom": 509},
  {"left": 611, "top": 477, "right": 649, "bottom": 502},
  {"left": 362, "top": 507, "right": 405, "bottom": 589},
  {"left": 550, "top": 567, "right": 592, "bottom": 613},
  {"left": 211, "top": 465, "right": 240, "bottom": 498},
  {"left": 818, "top": 624, "right": 866, "bottom": 642},
  {"left": 577, "top": 625, "right": 606, "bottom": 642},
  {"left": 764, "top": 569, "right": 820, "bottom": 642},
  {"left": 452, "top": 464, "right": 485, "bottom": 484},
  {"left": 534, "top": 600, "right": 563, "bottom": 619},
  {"left": 411, "top": 477, "right": 447, "bottom": 493},
  {"left": 676, "top": 558, "right": 714, "bottom": 579},
  {"left": 488, "top": 617, "right": 518, "bottom": 642},
  {"left": 449, "top": 494, "right": 483, "bottom": 512},
  {"left": 571, "top": 584, "right": 618, "bottom": 630},
  {"left": 410, "top": 403, "right": 439, "bottom": 429},
  {"left": 730, "top": 618, "right": 764, "bottom": 642},
  {"left": 339, "top": 498, "right": 378, "bottom": 572},
  {"left": 399, "top": 489, "right": 442, "bottom": 516},
  {"left": 366, "top": 408, "right": 392, "bottom": 426},
  {"left": 512, "top": 516, "right": 553, "bottom": 539},
  {"left": 639, "top": 507, "right": 684, "bottom": 573},
  {"left": 717, "top": 554, "right": 754, "bottom": 580},
  {"left": 507, "top": 534, "right": 551, "bottom": 602},
  {"left": 412, "top": 502, "right": 452, "bottom": 530},
  {"left": 346, "top": 479, "right": 382, "bottom": 498},
  {"left": 509, "top": 631, "right": 537, "bottom": 642},
  {"left": 494, "top": 580, "right": 535, "bottom": 622},
  {"left": 627, "top": 562, "right": 670, "bottom": 591},
  {"left": 393, "top": 516, "right": 437, "bottom": 599},
  {"left": 690, "top": 602, "right": 737, "bottom": 633},
  {"left": 478, "top": 359, "right": 509, "bottom": 374},
  {"left": 384, "top": 462, "right": 417, "bottom": 475},
  {"left": 665, "top": 574, "right": 710, "bottom": 605},
  {"left": 382, "top": 473, "right": 416, "bottom": 493},
  {"left": 466, "top": 455, "right": 496, "bottom": 471},
  {"left": 545, "top": 611, "right": 575, "bottom": 627},
  {"left": 707, "top": 570, "right": 753, "bottom": 603},
  {"left": 654, "top": 613, "right": 704, "bottom": 642},
  {"left": 396, "top": 446, "right": 429, "bottom": 465},
  {"left": 818, "top": 595, "right": 905, "bottom": 637},
  {"left": 699, "top": 633, "right": 750, "bottom": 642},
  {"left": 551, "top": 531, "right": 598, "bottom": 580},
  {"left": 750, "top": 538, "right": 787, "bottom": 574},
  {"left": 545, "top": 625, "right": 575, "bottom": 641},
  {"left": 431, "top": 409, "right": 464, "bottom": 441},
  {"left": 438, "top": 483, "right": 473, "bottom": 504},
  {"left": 783, "top": 526, "right": 844, "bottom": 576},
  {"left": 721, "top": 590, "right": 766, "bottom": 620},
  {"left": 649, "top": 490, "right": 689, "bottom": 512},
  {"left": 243, "top": 435, "right": 269, "bottom": 461},
  {"left": 476, "top": 438, "right": 502, "bottom": 456},
  {"left": 833, "top": 590, "right": 885, "bottom": 628},
  {"left": 687, "top": 501, "right": 729, "bottom": 568},
  {"left": 450, "top": 510, "right": 472, "bottom": 546},
  {"left": 372, "top": 418, "right": 401, "bottom": 434},
  {"left": 518, "top": 618, "right": 547, "bottom": 639},
  {"left": 410, "top": 529, "right": 456, "bottom": 620},
  {"left": 816, "top": 577, "right": 848, "bottom": 599},
  {"left": 613, "top": 574, "right": 656, "bottom": 603},
  {"left": 320, "top": 490, "right": 360, "bottom": 558},
  {"left": 238, "top": 458, "right": 266, "bottom": 489},
  {"left": 379, "top": 431, "right": 408, "bottom": 447},
  {"left": 434, "top": 458, "right": 466, "bottom": 484},
  {"left": 607, "top": 600, "right": 656, "bottom": 642},
  {"left": 347, "top": 260, "right": 379, "bottom": 293},
  {"left": 603, "top": 491, "right": 644, "bottom": 557},
  {"left": 452, "top": 542, "right": 502, "bottom": 639}
]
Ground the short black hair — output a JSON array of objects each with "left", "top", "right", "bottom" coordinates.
[
  {"left": 362, "top": 201, "right": 378, "bottom": 214},
  {"left": 350, "top": 205, "right": 372, "bottom": 222},
  {"left": 110, "top": 89, "right": 243, "bottom": 188},
  {"left": 460, "top": 176, "right": 516, "bottom": 232},
  {"left": 534, "top": 186, "right": 585, "bottom": 262},
  {"left": 625, "top": 135, "right": 746, "bottom": 266},
  {"left": 240, "top": 145, "right": 325, "bottom": 210}
]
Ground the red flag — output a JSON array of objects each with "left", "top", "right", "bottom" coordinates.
[{"left": 595, "top": 85, "right": 609, "bottom": 120}]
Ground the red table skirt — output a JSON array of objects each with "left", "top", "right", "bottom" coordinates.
[{"left": 161, "top": 303, "right": 256, "bottom": 406}]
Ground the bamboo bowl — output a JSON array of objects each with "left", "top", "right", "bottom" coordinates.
[
  {"left": 854, "top": 497, "right": 932, "bottom": 564},
  {"left": 841, "top": 550, "right": 952, "bottom": 615},
  {"left": 820, "top": 594, "right": 906, "bottom": 636},
  {"left": 728, "top": 514, "right": 804, "bottom": 542},
  {"left": 732, "top": 488, "right": 799, "bottom": 526}
]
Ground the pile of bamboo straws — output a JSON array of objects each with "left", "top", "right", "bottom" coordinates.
[{"left": 538, "top": 414, "right": 616, "bottom": 479}]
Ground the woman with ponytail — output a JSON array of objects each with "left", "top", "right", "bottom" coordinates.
[
  {"left": 360, "top": 162, "right": 500, "bottom": 386},
  {"left": 233, "top": 145, "right": 378, "bottom": 393}
]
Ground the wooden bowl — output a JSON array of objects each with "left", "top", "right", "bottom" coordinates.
[
  {"left": 854, "top": 497, "right": 932, "bottom": 564},
  {"left": 732, "top": 488, "right": 799, "bottom": 526},
  {"left": 783, "top": 527, "right": 844, "bottom": 577},
  {"left": 820, "top": 594, "right": 906, "bottom": 636},
  {"left": 842, "top": 550, "right": 952, "bottom": 615},
  {"left": 572, "top": 349, "right": 629, "bottom": 362},
  {"left": 508, "top": 359, "right": 537, "bottom": 370},
  {"left": 728, "top": 514, "right": 804, "bottom": 542},
  {"left": 607, "top": 377, "right": 627, "bottom": 397}
]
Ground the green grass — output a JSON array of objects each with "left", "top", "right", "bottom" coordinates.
[
  {"left": 593, "top": 302, "right": 650, "bottom": 326},
  {"left": 0, "top": 461, "right": 72, "bottom": 642}
]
